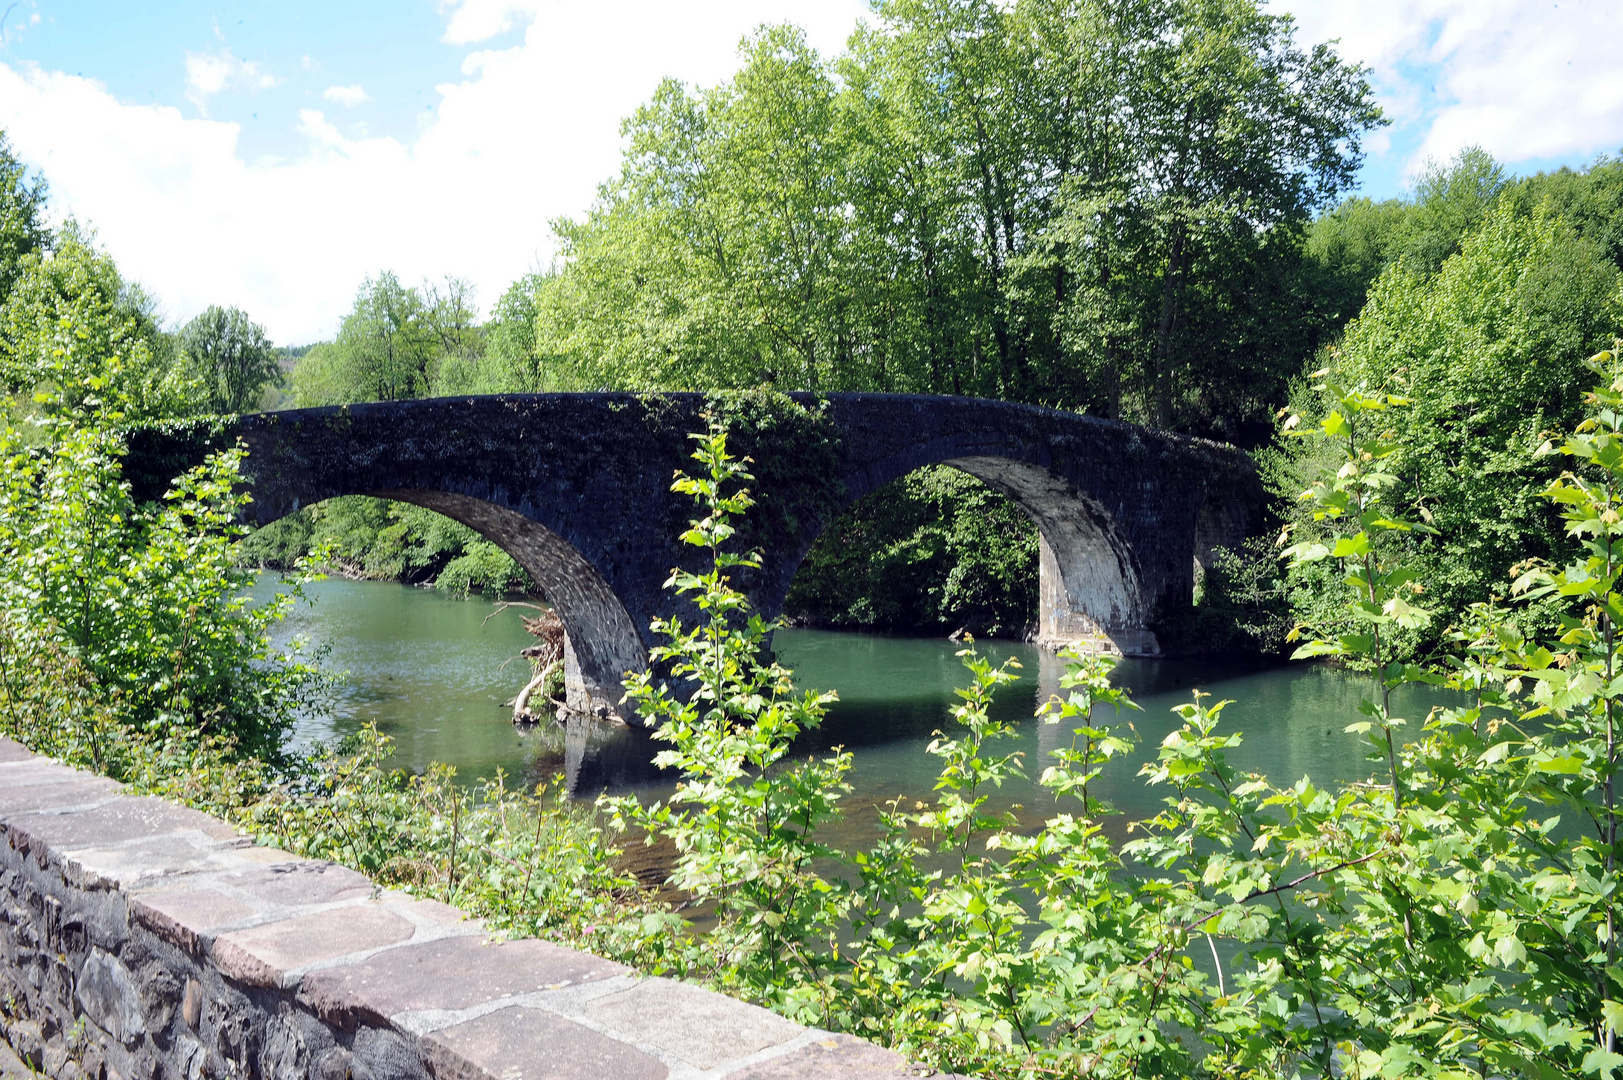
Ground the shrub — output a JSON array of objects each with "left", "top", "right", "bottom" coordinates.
[{"left": 611, "top": 366, "right": 1623, "bottom": 1078}]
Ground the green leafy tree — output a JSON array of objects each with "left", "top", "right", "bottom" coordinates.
[
  {"left": 178, "top": 304, "right": 280, "bottom": 414},
  {"left": 1289, "top": 201, "right": 1623, "bottom": 647},
  {"left": 1302, "top": 146, "right": 1510, "bottom": 337},
  {"left": 1035, "top": 0, "right": 1384, "bottom": 431},
  {"left": 533, "top": 0, "right": 1381, "bottom": 443},
  {"left": 1391, "top": 146, "right": 1510, "bottom": 275},
  {"left": 0, "top": 425, "right": 323, "bottom": 761},
  {"left": 0, "top": 225, "right": 199, "bottom": 422},
  {"left": 0, "top": 279, "right": 322, "bottom": 760},
  {"left": 0, "top": 131, "right": 49, "bottom": 307},
  {"left": 241, "top": 494, "right": 528, "bottom": 595},
  {"left": 434, "top": 271, "right": 546, "bottom": 394},
  {"left": 292, "top": 272, "right": 439, "bottom": 405},
  {"left": 1506, "top": 153, "right": 1623, "bottom": 273}
]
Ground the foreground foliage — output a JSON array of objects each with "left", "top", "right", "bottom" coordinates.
[
  {"left": 606, "top": 369, "right": 1623, "bottom": 1078},
  {"left": 0, "top": 641, "right": 672, "bottom": 967},
  {"left": 1278, "top": 195, "right": 1623, "bottom": 658}
]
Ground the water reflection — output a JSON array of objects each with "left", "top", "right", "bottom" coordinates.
[{"left": 263, "top": 577, "right": 1446, "bottom": 814}]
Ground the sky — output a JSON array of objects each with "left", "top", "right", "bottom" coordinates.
[{"left": 0, "top": 0, "right": 1619, "bottom": 345}]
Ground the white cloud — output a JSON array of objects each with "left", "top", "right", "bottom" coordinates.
[
  {"left": 1277, "top": 0, "right": 1623, "bottom": 184},
  {"left": 0, "top": 2, "right": 867, "bottom": 344},
  {"left": 183, "top": 49, "right": 278, "bottom": 115},
  {"left": 322, "top": 84, "right": 371, "bottom": 107},
  {"left": 440, "top": 0, "right": 539, "bottom": 45}
]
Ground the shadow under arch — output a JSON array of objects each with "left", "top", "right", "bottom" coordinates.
[
  {"left": 1191, "top": 490, "right": 1251, "bottom": 579},
  {"left": 259, "top": 490, "right": 644, "bottom": 719},
  {"left": 772, "top": 435, "right": 1157, "bottom": 656}
]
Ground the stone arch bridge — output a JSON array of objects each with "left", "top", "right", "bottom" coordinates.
[{"left": 129, "top": 393, "right": 1264, "bottom": 724}]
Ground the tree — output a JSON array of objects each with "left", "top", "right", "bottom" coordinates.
[
  {"left": 178, "top": 305, "right": 279, "bottom": 414},
  {"left": 0, "top": 224, "right": 197, "bottom": 422},
  {"left": 0, "top": 131, "right": 49, "bottom": 308},
  {"left": 1505, "top": 153, "right": 1623, "bottom": 273},
  {"left": 531, "top": 0, "right": 1381, "bottom": 443},
  {"left": 1033, "top": 0, "right": 1384, "bottom": 431},
  {"left": 1287, "top": 200, "right": 1623, "bottom": 645},
  {"left": 0, "top": 229, "right": 319, "bottom": 762},
  {"left": 291, "top": 273, "right": 438, "bottom": 405},
  {"left": 480, "top": 271, "right": 548, "bottom": 392},
  {"left": 1391, "top": 146, "right": 1508, "bottom": 275}
]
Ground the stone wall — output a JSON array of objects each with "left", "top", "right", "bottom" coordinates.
[{"left": 0, "top": 739, "right": 943, "bottom": 1079}]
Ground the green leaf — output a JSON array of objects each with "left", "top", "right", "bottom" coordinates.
[{"left": 1331, "top": 534, "right": 1371, "bottom": 558}]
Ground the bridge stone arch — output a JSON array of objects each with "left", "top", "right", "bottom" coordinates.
[
  {"left": 223, "top": 485, "right": 643, "bottom": 720},
  {"left": 127, "top": 392, "right": 1264, "bottom": 726},
  {"left": 362, "top": 491, "right": 644, "bottom": 718},
  {"left": 759, "top": 427, "right": 1153, "bottom": 654},
  {"left": 753, "top": 394, "right": 1263, "bottom": 660}
]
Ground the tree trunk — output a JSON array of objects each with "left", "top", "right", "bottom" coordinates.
[
  {"left": 1152, "top": 221, "right": 1188, "bottom": 429},
  {"left": 512, "top": 659, "right": 563, "bottom": 725}
]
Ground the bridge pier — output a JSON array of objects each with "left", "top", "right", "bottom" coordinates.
[
  {"left": 560, "top": 633, "right": 632, "bottom": 721},
  {"left": 1035, "top": 537, "right": 1161, "bottom": 656},
  {"left": 936, "top": 455, "right": 1162, "bottom": 658}
]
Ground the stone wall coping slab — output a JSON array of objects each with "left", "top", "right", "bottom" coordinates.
[
  {"left": 0, "top": 737, "right": 963, "bottom": 1079},
  {"left": 0, "top": 776, "right": 123, "bottom": 816},
  {"left": 297, "top": 933, "right": 629, "bottom": 1031},
  {"left": 422, "top": 1004, "right": 671, "bottom": 1080},
  {"left": 0, "top": 758, "right": 99, "bottom": 785},
  {"left": 59, "top": 832, "right": 262, "bottom": 892},
  {"left": 212, "top": 903, "right": 421, "bottom": 988},
  {"left": 583, "top": 977, "right": 806, "bottom": 1071}
]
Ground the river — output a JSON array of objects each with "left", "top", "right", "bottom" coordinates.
[{"left": 263, "top": 577, "right": 1439, "bottom": 823}]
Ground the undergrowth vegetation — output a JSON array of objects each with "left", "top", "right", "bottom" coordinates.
[
  {"left": 784, "top": 464, "right": 1041, "bottom": 638},
  {"left": 240, "top": 495, "right": 530, "bottom": 597},
  {"left": 595, "top": 361, "right": 1623, "bottom": 1078}
]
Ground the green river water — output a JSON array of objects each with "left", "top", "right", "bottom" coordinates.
[{"left": 265, "top": 577, "right": 1440, "bottom": 823}]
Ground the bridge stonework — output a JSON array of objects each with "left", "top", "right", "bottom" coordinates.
[{"left": 132, "top": 393, "right": 1264, "bottom": 724}]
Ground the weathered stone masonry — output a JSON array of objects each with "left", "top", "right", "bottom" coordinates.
[
  {"left": 0, "top": 738, "right": 947, "bottom": 1079},
  {"left": 128, "top": 392, "right": 1266, "bottom": 724}
]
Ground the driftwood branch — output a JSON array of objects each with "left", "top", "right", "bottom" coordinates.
[
  {"left": 508, "top": 608, "right": 565, "bottom": 725},
  {"left": 513, "top": 659, "right": 563, "bottom": 723}
]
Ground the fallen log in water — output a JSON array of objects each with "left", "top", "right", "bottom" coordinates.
[{"left": 510, "top": 607, "right": 565, "bottom": 725}]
